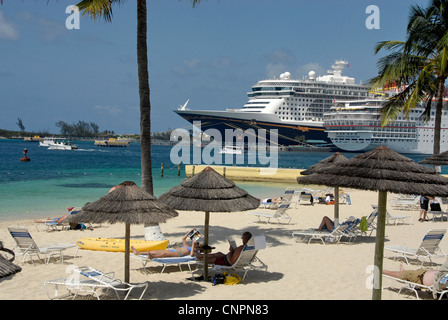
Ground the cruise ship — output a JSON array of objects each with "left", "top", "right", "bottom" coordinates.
[
  {"left": 174, "top": 61, "right": 370, "bottom": 146},
  {"left": 324, "top": 97, "right": 448, "bottom": 154}
]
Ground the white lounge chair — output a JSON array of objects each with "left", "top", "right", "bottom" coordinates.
[
  {"left": 386, "top": 211, "right": 413, "bottom": 225},
  {"left": 45, "top": 266, "right": 148, "bottom": 300},
  {"left": 389, "top": 196, "right": 420, "bottom": 211},
  {"left": 8, "top": 226, "right": 78, "bottom": 264},
  {"left": 383, "top": 274, "right": 434, "bottom": 300},
  {"left": 131, "top": 254, "right": 197, "bottom": 276},
  {"left": 385, "top": 229, "right": 447, "bottom": 266},
  {"left": 429, "top": 210, "right": 448, "bottom": 222},
  {"left": 212, "top": 235, "right": 268, "bottom": 282},
  {"left": 371, "top": 204, "right": 413, "bottom": 225},
  {"left": 292, "top": 217, "right": 359, "bottom": 244},
  {"left": 297, "top": 192, "right": 314, "bottom": 206},
  {"left": 246, "top": 203, "right": 292, "bottom": 224}
]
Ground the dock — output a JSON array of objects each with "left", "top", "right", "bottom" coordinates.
[
  {"left": 94, "top": 138, "right": 130, "bottom": 147},
  {"left": 185, "top": 165, "right": 304, "bottom": 183}
]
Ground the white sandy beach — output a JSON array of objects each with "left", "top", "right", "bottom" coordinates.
[{"left": 0, "top": 188, "right": 447, "bottom": 300}]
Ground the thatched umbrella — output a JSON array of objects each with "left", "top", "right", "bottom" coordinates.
[
  {"left": 70, "top": 181, "right": 178, "bottom": 283},
  {"left": 300, "top": 152, "right": 349, "bottom": 226},
  {"left": 297, "top": 146, "right": 448, "bottom": 300},
  {"left": 0, "top": 241, "right": 21, "bottom": 279},
  {"left": 159, "top": 166, "right": 260, "bottom": 281},
  {"left": 419, "top": 150, "right": 448, "bottom": 166}
]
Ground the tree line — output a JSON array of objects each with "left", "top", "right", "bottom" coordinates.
[{"left": 55, "top": 120, "right": 114, "bottom": 137}]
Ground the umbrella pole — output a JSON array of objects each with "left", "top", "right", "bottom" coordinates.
[
  {"left": 204, "top": 211, "right": 210, "bottom": 281},
  {"left": 334, "top": 186, "right": 339, "bottom": 227},
  {"left": 372, "top": 191, "right": 387, "bottom": 300},
  {"left": 125, "top": 223, "right": 130, "bottom": 284}
]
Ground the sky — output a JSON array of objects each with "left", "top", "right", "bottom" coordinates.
[{"left": 0, "top": 0, "right": 431, "bottom": 135}]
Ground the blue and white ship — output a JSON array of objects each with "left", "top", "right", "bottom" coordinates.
[{"left": 174, "top": 61, "right": 370, "bottom": 146}]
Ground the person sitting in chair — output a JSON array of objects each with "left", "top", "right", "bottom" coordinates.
[
  {"left": 193, "top": 231, "right": 252, "bottom": 266},
  {"left": 131, "top": 230, "right": 196, "bottom": 258}
]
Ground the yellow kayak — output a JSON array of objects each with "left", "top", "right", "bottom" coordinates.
[{"left": 76, "top": 237, "right": 169, "bottom": 252}]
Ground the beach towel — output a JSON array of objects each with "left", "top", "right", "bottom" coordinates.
[{"left": 360, "top": 216, "right": 368, "bottom": 233}]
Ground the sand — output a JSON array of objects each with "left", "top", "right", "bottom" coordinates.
[{"left": 0, "top": 189, "right": 447, "bottom": 301}]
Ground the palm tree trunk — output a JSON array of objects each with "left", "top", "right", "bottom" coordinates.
[
  {"left": 433, "top": 78, "right": 446, "bottom": 155},
  {"left": 137, "top": 0, "right": 164, "bottom": 240},
  {"left": 137, "top": 0, "right": 153, "bottom": 195}
]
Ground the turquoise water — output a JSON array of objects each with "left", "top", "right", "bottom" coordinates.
[{"left": 0, "top": 139, "right": 432, "bottom": 221}]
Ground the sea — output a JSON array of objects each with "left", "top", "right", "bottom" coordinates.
[{"left": 0, "top": 138, "right": 437, "bottom": 222}]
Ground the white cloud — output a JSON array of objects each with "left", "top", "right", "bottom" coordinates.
[
  {"left": 297, "top": 62, "right": 325, "bottom": 78},
  {"left": 0, "top": 11, "right": 19, "bottom": 40},
  {"left": 94, "top": 105, "right": 122, "bottom": 116}
]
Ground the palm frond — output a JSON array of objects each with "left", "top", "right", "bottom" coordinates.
[{"left": 76, "top": 0, "right": 124, "bottom": 22}]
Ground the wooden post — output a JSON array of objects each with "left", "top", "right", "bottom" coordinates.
[
  {"left": 161, "top": 163, "right": 164, "bottom": 177},
  {"left": 178, "top": 163, "right": 181, "bottom": 176},
  {"left": 372, "top": 191, "right": 387, "bottom": 300},
  {"left": 124, "top": 223, "right": 131, "bottom": 283},
  {"left": 334, "top": 186, "right": 339, "bottom": 227},
  {"left": 204, "top": 211, "right": 210, "bottom": 281}
]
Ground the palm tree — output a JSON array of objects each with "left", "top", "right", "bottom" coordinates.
[
  {"left": 370, "top": 0, "right": 448, "bottom": 155},
  {"left": 1, "top": 0, "right": 202, "bottom": 238}
]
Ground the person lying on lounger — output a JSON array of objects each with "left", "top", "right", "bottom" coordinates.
[
  {"left": 383, "top": 264, "right": 438, "bottom": 287},
  {"left": 131, "top": 230, "right": 196, "bottom": 258},
  {"left": 34, "top": 207, "right": 75, "bottom": 224},
  {"left": 192, "top": 231, "right": 252, "bottom": 266},
  {"left": 317, "top": 216, "right": 334, "bottom": 231}
]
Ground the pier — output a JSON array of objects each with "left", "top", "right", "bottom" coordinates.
[{"left": 185, "top": 165, "right": 304, "bottom": 183}]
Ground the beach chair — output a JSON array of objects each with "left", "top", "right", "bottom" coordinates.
[
  {"left": 8, "top": 226, "right": 78, "bottom": 264},
  {"left": 45, "top": 266, "right": 148, "bottom": 300},
  {"left": 385, "top": 229, "right": 447, "bottom": 266},
  {"left": 282, "top": 188, "right": 295, "bottom": 203},
  {"left": 371, "top": 204, "right": 413, "bottom": 225},
  {"left": 383, "top": 274, "right": 435, "bottom": 300},
  {"left": 429, "top": 210, "right": 448, "bottom": 222},
  {"left": 389, "top": 196, "right": 420, "bottom": 211},
  {"left": 386, "top": 211, "right": 413, "bottom": 225},
  {"left": 292, "top": 217, "right": 359, "bottom": 244},
  {"left": 212, "top": 235, "right": 268, "bottom": 282},
  {"left": 246, "top": 203, "right": 292, "bottom": 224},
  {"left": 297, "top": 192, "right": 314, "bottom": 207},
  {"left": 131, "top": 254, "right": 197, "bottom": 276}
]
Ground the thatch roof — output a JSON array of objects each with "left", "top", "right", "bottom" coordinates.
[
  {"left": 0, "top": 242, "right": 21, "bottom": 279},
  {"left": 159, "top": 166, "right": 260, "bottom": 212},
  {"left": 419, "top": 150, "right": 448, "bottom": 166},
  {"left": 297, "top": 146, "right": 448, "bottom": 196},
  {"left": 70, "top": 181, "right": 178, "bottom": 225},
  {"left": 300, "top": 152, "right": 349, "bottom": 175}
]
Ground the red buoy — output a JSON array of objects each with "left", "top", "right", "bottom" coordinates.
[{"left": 20, "top": 148, "right": 30, "bottom": 162}]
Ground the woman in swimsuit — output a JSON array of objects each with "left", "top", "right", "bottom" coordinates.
[{"left": 131, "top": 230, "right": 195, "bottom": 258}]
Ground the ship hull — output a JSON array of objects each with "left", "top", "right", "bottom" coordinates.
[{"left": 174, "top": 110, "right": 330, "bottom": 146}]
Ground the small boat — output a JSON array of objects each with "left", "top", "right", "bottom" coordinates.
[
  {"left": 47, "top": 140, "right": 78, "bottom": 150},
  {"left": 219, "top": 146, "right": 244, "bottom": 155},
  {"left": 76, "top": 237, "right": 169, "bottom": 252},
  {"left": 39, "top": 138, "right": 57, "bottom": 147}
]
